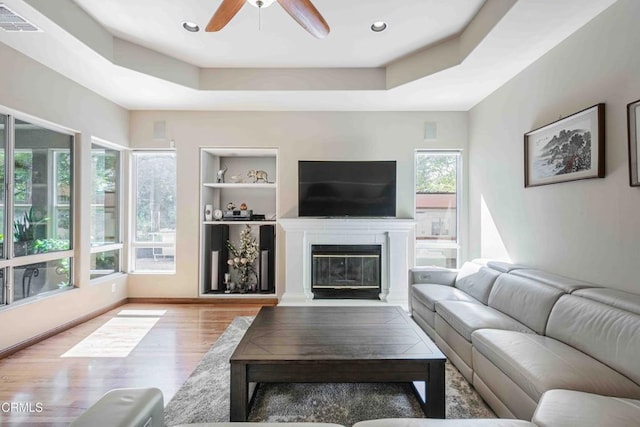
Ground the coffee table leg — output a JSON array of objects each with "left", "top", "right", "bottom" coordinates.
[
  {"left": 426, "top": 361, "right": 445, "bottom": 418},
  {"left": 230, "top": 362, "right": 248, "bottom": 421}
]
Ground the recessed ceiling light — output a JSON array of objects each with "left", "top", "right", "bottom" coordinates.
[
  {"left": 182, "top": 21, "right": 200, "bottom": 32},
  {"left": 371, "top": 21, "right": 387, "bottom": 33}
]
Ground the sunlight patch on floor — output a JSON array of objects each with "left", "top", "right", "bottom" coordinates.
[
  {"left": 118, "top": 309, "right": 167, "bottom": 317},
  {"left": 61, "top": 317, "right": 160, "bottom": 358}
]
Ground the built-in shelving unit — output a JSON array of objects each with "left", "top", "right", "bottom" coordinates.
[{"left": 199, "top": 147, "right": 278, "bottom": 298}]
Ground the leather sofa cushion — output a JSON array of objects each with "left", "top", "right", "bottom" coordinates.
[
  {"left": 412, "top": 284, "right": 479, "bottom": 311},
  {"left": 435, "top": 301, "right": 534, "bottom": 341},
  {"left": 71, "top": 387, "right": 164, "bottom": 427},
  {"left": 411, "top": 295, "right": 436, "bottom": 331},
  {"left": 510, "top": 268, "right": 595, "bottom": 293},
  {"left": 573, "top": 287, "right": 640, "bottom": 315},
  {"left": 546, "top": 294, "right": 640, "bottom": 385},
  {"left": 454, "top": 267, "right": 501, "bottom": 305},
  {"left": 532, "top": 389, "right": 640, "bottom": 427},
  {"left": 488, "top": 274, "right": 564, "bottom": 335},
  {"left": 486, "top": 261, "right": 525, "bottom": 273},
  {"left": 472, "top": 329, "right": 640, "bottom": 402},
  {"left": 353, "top": 419, "right": 535, "bottom": 427}
]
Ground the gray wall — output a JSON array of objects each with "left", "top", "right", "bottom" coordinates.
[
  {"left": 468, "top": 0, "right": 640, "bottom": 292},
  {"left": 128, "top": 111, "right": 468, "bottom": 297}
]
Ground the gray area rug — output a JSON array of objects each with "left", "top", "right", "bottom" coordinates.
[{"left": 164, "top": 316, "right": 495, "bottom": 426}]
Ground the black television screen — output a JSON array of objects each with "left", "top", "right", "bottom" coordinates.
[{"left": 298, "top": 160, "right": 396, "bottom": 217}]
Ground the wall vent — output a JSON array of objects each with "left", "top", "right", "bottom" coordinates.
[{"left": 0, "top": 4, "right": 41, "bottom": 32}]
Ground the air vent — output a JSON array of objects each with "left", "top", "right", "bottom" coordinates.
[{"left": 0, "top": 3, "right": 41, "bottom": 32}]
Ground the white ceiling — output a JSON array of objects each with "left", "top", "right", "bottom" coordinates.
[
  {"left": 0, "top": 0, "right": 619, "bottom": 111},
  {"left": 72, "top": 0, "right": 485, "bottom": 68}
]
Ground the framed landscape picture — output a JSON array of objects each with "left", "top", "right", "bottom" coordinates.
[
  {"left": 524, "top": 103, "right": 605, "bottom": 187},
  {"left": 628, "top": 99, "right": 640, "bottom": 186}
]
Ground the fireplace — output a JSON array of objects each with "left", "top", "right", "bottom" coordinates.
[
  {"left": 279, "top": 218, "right": 415, "bottom": 305},
  {"left": 311, "top": 244, "right": 382, "bottom": 299}
]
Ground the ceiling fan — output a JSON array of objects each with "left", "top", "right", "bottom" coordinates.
[{"left": 206, "top": 0, "right": 330, "bottom": 39}]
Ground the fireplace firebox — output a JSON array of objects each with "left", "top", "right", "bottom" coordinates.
[{"left": 311, "top": 244, "right": 382, "bottom": 299}]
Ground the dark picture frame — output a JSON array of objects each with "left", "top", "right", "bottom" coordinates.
[
  {"left": 627, "top": 99, "right": 640, "bottom": 186},
  {"left": 524, "top": 103, "right": 605, "bottom": 188}
]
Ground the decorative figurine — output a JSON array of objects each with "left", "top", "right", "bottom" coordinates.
[
  {"left": 217, "top": 164, "right": 228, "bottom": 183},
  {"left": 247, "top": 169, "right": 268, "bottom": 183},
  {"left": 226, "top": 202, "right": 236, "bottom": 210},
  {"left": 240, "top": 202, "right": 248, "bottom": 211}
]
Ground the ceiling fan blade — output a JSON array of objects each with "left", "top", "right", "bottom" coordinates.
[
  {"left": 276, "top": 0, "right": 330, "bottom": 39},
  {"left": 206, "top": 0, "right": 245, "bottom": 32}
]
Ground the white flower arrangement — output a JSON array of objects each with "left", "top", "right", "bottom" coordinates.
[{"left": 226, "top": 225, "right": 259, "bottom": 289}]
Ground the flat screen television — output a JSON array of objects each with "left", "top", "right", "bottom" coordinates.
[{"left": 298, "top": 160, "right": 396, "bottom": 217}]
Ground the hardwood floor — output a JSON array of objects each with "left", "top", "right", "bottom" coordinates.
[{"left": 0, "top": 302, "right": 266, "bottom": 425}]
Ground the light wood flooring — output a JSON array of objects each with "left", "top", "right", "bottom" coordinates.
[{"left": 0, "top": 302, "right": 266, "bottom": 425}]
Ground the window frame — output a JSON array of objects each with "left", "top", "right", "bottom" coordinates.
[
  {"left": 414, "top": 150, "right": 462, "bottom": 269},
  {"left": 129, "top": 150, "right": 177, "bottom": 274},
  {"left": 90, "top": 138, "right": 124, "bottom": 281},
  {"left": 0, "top": 112, "right": 75, "bottom": 306}
]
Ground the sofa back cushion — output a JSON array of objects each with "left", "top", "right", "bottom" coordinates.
[
  {"left": 454, "top": 266, "right": 501, "bottom": 305},
  {"left": 511, "top": 268, "right": 595, "bottom": 293},
  {"left": 573, "top": 288, "right": 640, "bottom": 315},
  {"left": 546, "top": 294, "right": 640, "bottom": 386},
  {"left": 486, "top": 260, "right": 526, "bottom": 273},
  {"left": 488, "top": 274, "right": 565, "bottom": 335}
]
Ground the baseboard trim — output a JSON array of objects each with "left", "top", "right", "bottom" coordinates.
[
  {"left": 0, "top": 298, "right": 128, "bottom": 360},
  {"left": 126, "top": 297, "right": 278, "bottom": 305}
]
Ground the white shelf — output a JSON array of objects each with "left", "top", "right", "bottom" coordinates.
[
  {"left": 203, "top": 220, "right": 276, "bottom": 225},
  {"left": 201, "top": 147, "right": 277, "bottom": 158},
  {"left": 200, "top": 292, "right": 277, "bottom": 298},
  {"left": 203, "top": 182, "right": 276, "bottom": 189}
]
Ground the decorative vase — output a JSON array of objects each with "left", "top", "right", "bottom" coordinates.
[{"left": 236, "top": 265, "right": 256, "bottom": 292}]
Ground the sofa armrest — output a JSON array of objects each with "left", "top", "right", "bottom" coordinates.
[
  {"left": 71, "top": 387, "right": 164, "bottom": 427},
  {"left": 410, "top": 267, "right": 457, "bottom": 286}
]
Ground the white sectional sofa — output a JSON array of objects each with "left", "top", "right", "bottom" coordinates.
[{"left": 409, "top": 260, "right": 640, "bottom": 421}]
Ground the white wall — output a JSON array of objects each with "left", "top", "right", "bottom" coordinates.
[
  {"left": 128, "top": 111, "right": 468, "bottom": 297},
  {"left": 0, "top": 43, "right": 130, "bottom": 350},
  {"left": 469, "top": 0, "right": 640, "bottom": 292}
]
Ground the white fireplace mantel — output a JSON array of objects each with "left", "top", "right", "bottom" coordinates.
[{"left": 278, "top": 218, "right": 415, "bottom": 306}]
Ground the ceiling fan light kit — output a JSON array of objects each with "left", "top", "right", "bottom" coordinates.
[
  {"left": 247, "top": 0, "right": 275, "bottom": 7},
  {"left": 206, "top": 0, "right": 330, "bottom": 39}
]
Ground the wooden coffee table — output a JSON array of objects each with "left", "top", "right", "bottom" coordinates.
[{"left": 229, "top": 306, "right": 446, "bottom": 421}]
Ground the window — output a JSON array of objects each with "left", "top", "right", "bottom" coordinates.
[
  {"left": 131, "top": 151, "right": 176, "bottom": 273},
  {"left": 90, "top": 141, "right": 122, "bottom": 280},
  {"left": 0, "top": 115, "right": 5, "bottom": 304},
  {"left": 0, "top": 115, "right": 74, "bottom": 305},
  {"left": 415, "top": 151, "right": 461, "bottom": 268}
]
